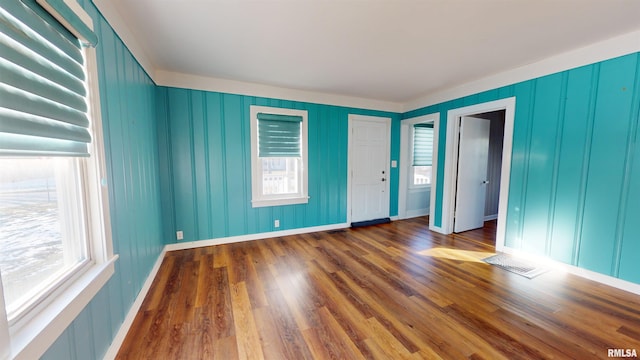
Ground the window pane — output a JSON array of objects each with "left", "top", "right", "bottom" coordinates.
[
  {"left": 0, "top": 158, "right": 87, "bottom": 314},
  {"left": 261, "top": 157, "right": 300, "bottom": 195},
  {"left": 413, "top": 166, "right": 432, "bottom": 185}
]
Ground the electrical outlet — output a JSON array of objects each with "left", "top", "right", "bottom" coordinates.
[
  {"left": 274, "top": 219, "right": 280, "bottom": 228},
  {"left": 176, "top": 231, "right": 184, "bottom": 240}
]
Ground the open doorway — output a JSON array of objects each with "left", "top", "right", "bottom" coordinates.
[
  {"left": 452, "top": 110, "right": 505, "bottom": 242},
  {"left": 398, "top": 113, "right": 440, "bottom": 224},
  {"left": 438, "top": 97, "right": 516, "bottom": 251}
]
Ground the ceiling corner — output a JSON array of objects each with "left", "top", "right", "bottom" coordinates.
[{"left": 93, "top": 0, "right": 158, "bottom": 82}]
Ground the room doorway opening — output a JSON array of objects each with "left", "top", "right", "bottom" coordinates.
[
  {"left": 453, "top": 111, "right": 505, "bottom": 242},
  {"left": 439, "top": 97, "right": 515, "bottom": 251}
]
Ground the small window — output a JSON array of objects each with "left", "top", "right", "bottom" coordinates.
[
  {"left": 411, "top": 123, "right": 434, "bottom": 187},
  {"left": 250, "top": 106, "right": 308, "bottom": 207},
  {"left": 0, "top": 157, "right": 89, "bottom": 319}
]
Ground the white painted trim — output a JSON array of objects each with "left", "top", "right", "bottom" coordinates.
[
  {"left": 347, "top": 115, "right": 392, "bottom": 224},
  {"left": 441, "top": 98, "right": 515, "bottom": 253},
  {"left": 166, "top": 223, "right": 350, "bottom": 251},
  {"left": 92, "top": 0, "right": 157, "bottom": 79},
  {"left": 500, "top": 247, "right": 640, "bottom": 296},
  {"left": 36, "top": 0, "right": 94, "bottom": 43},
  {"left": 404, "top": 30, "right": 640, "bottom": 112},
  {"left": 0, "top": 276, "right": 10, "bottom": 359},
  {"left": 104, "top": 250, "right": 166, "bottom": 360},
  {"left": 398, "top": 124, "right": 409, "bottom": 220},
  {"left": 157, "top": 70, "right": 403, "bottom": 113},
  {"left": 85, "top": 45, "right": 114, "bottom": 264},
  {"left": 249, "top": 106, "right": 309, "bottom": 208},
  {"left": 12, "top": 257, "right": 117, "bottom": 360},
  {"left": 404, "top": 210, "right": 430, "bottom": 219},
  {"left": 430, "top": 224, "right": 446, "bottom": 234},
  {"left": 484, "top": 214, "right": 498, "bottom": 221},
  {"left": 398, "top": 113, "right": 439, "bottom": 222},
  {"left": 428, "top": 115, "right": 441, "bottom": 232}
]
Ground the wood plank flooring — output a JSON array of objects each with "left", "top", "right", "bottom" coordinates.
[{"left": 116, "top": 217, "right": 640, "bottom": 359}]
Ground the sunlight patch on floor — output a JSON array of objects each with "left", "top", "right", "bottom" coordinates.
[{"left": 417, "top": 247, "right": 495, "bottom": 263}]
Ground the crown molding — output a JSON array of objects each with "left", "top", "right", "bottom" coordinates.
[
  {"left": 90, "top": 1, "right": 640, "bottom": 115},
  {"left": 92, "top": 0, "right": 157, "bottom": 80},
  {"left": 403, "top": 30, "right": 640, "bottom": 112},
  {"left": 155, "top": 70, "right": 404, "bottom": 113}
]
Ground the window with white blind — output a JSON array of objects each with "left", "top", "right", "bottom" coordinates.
[
  {"left": 411, "top": 123, "right": 434, "bottom": 187},
  {"left": 0, "top": 0, "right": 114, "bottom": 358},
  {"left": 250, "top": 105, "right": 308, "bottom": 208}
]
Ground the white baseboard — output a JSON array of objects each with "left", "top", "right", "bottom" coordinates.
[
  {"left": 165, "top": 222, "right": 350, "bottom": 251},
  {"left": 103, "top": 248, "right": 167, "bottom": 360},
  {"left": 484, "top": 214, "right": 498, "bottom": 221},
  {"left": 105, "top": 222, "right": 349, "bottom": 357},
  {"left": 500, "top": 247, "right": 640, "bottom": 296},
  {"left": 103, "top": 223, "right": 640, "bottom": 359},
  {"left": 402, "top": 209, "right": 429, "bottom": 220}
]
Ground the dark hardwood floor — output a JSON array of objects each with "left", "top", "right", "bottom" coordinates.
[{"left": 116, "top": 216, "right": 640, "bottom": 359}]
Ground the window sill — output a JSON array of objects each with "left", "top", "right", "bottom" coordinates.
[
  {"left": 252, "top": 196, "right": 309, "bottom": 208},
  {"left": 10, "top": 255, "right": 118, "bottom": 360},
  {"left": 408, "top": 184, "right": 431, "bottom": 190}
]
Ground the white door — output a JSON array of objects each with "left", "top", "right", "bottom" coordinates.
[
  {"left": 454, "top": 116, "right": 490, "bottom": 232},
  {"left": 350, "top": 117, "right": 390, "bottom": 223}
]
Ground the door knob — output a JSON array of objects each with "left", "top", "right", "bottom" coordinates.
[
  {"left": 382, "top": 178, "right": 386, "bottom": 182},
  {"left": 482, "top": 180, "right": 489, "bottom": 184}
]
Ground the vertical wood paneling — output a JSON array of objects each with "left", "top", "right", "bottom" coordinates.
[
  {"left": 161, "top": 89, "right": 401, "bottom": 243},
  {"left": 206, "top": 92, "right": 228, "bottom": 238},
  {"left": 42, "top": 1, "right": 165, "bottom": 358},
  {"left": 548, "top": 65, "right": 594, "bottom": 264},
  {"left": 618, "top": 55, "right": 640, "bottom": 283},
  {"left": 521, "top": 73, "right": 563, "bottom": 255},
  {"left": 578, "top": 55, "right": 637, "bottom": 275},
  {"left": 504, "top": 81, "right": 535, "bottom": 248},
  {"left": 404, "top": 52, "right": 640, "bottom": 286},
  {"left": 192, "top": 91, "right": 210, "bottom": 237}
]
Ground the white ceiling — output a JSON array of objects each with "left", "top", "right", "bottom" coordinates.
[{"left": 106, "top": 0, "right": 640, "bottom": 104}]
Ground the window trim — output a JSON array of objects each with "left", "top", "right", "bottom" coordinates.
[
  {"left": 249, "top": 105, "right": 309, "bottom": 208},
  {"left": 409, "top": 165, "right": 432, "bottom": 190},
  {"left": 0, "top": 1, "right": 117, "bottom": 358},
  {"left": 409, "top": 124, "right": 433, "bottom": 190}
]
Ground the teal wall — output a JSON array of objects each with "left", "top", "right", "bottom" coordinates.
[
  {"left": 41, "top": 0, "right": 165, "bottom": 358},
  {"left": 404, "top": 52, "right": 640, "bottom": 284},
  {"left": 156, "top": 87, "right": 401, "bottom": 243},
  {"left": 31, "top": 0, "right": 639, "bottom": 356}
]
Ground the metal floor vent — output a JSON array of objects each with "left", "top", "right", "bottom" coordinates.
[{"left": 483, "top": 253, "right": 548, "bottom": 279}]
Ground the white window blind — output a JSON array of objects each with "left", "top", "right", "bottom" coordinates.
[{"left": 412, "top": 123, "right": 434, "bottom": 166}]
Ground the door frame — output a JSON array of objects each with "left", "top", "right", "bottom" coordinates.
[
  {"left": 347, "top": 114, "right": 391, "bottom": 225},
  {"left": 398, "top": 112, "right": 440, "bottom": 228},
  {"left": 441, "top": 97, "right": 515, "bottom": 251}
]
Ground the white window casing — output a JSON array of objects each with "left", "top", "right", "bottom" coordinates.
[
  {"left": 249, "top": 105, "right": 309, "bottom": 208},
  {"left": 0, "top": 1, "right": 117, "bottom": 358}
]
